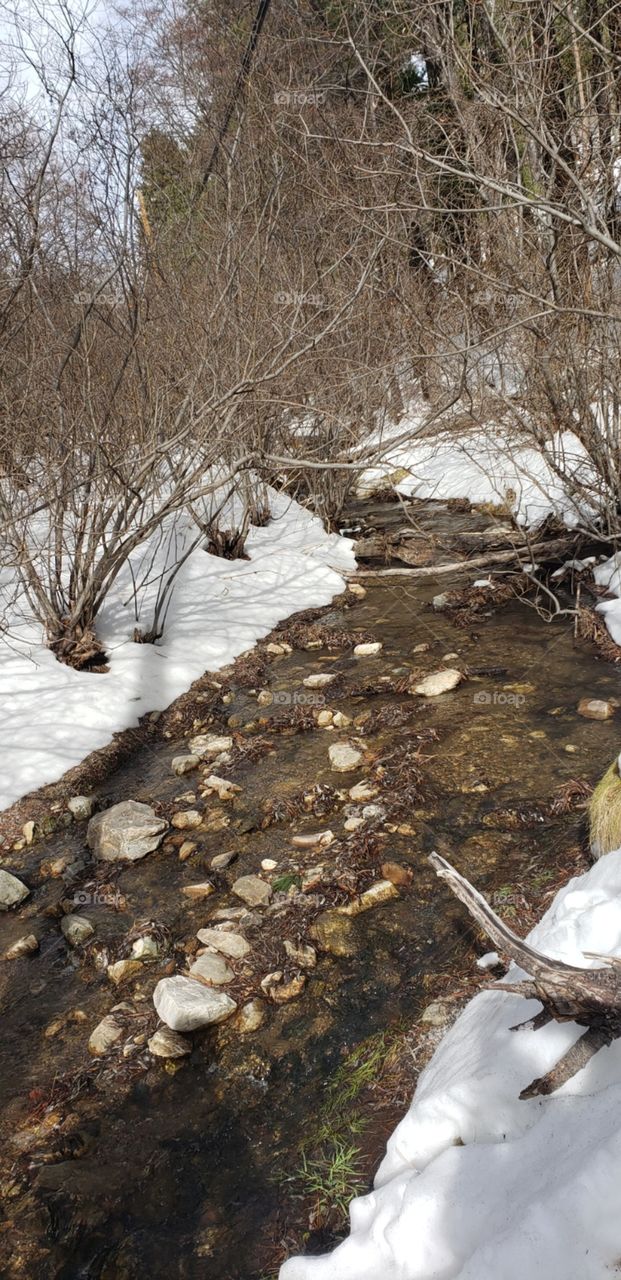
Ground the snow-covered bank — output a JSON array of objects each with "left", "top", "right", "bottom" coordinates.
[
  {"left": 0, "top": 491, "right": 354, "bottom": 811},
  {"left": 359, "top": 418, "right": 593, "bottom": 529},
  {"left": 281, "top": 850, "right": 621, "bottom": 1280},
  {"left": 594, "top": 553, "right": 621, "bottom": 647}
]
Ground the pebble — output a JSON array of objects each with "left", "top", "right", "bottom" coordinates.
[
  {"left": 317, "top": 710, "right": 334, "bottom": 727},
  {"left": 196, "top": 928, "right": 250, "bottom": 959},
  {"left": 189, "top": 951, "right": 234, "bottom": 985},
  {"left": 232, "top": 875, "right": 272, "bottom": 906},
  {"left": 88, "top": 1013, "right": 123, "bottom": 1056},
  {"left": 353, "top": 642, "right": 382, "bottom": 657},
  {"left": 131, "top": 935, "right": 160, "bottom": 960},
  {"left": 328, "top": 742, "right": 363, "bottom": 772},
  {"left": 181, "top": 882, "right": 216, "bottom": 901},
  {"left": 148, "top": 1026, "right": 191, "bottom": 1059},
  {"left": 5, "top": 934, "right": 39, "bottom": 960},
  {"left": 332, "top": 711, "right": 352, "bottom": 729},
  {"left": 67, "top": 795, "right": 95, "bottom": 820},
  {"left": 291, "top": 830, "right": 334, "bottom": 848},
  {"left": 348, "top": 583, "right": 366, "bottom": 597},
  {"left": 0, "top": 870, "right": 30, "bottom": 910},
  {"left": 565, "top": 744, "right": 579, "bottom": 754},
  {"left": 261, "top": 971, "right": 307, "bottom": 1003},
  {"left": 210, "top": 850, "right": 238, "bottom": 871},
  {"left": 348, "top": 781, "right": 378, "bottom": 802},
  {"left": 189, "top": 733, "right": 233, "bottom": 758},
  {"left": 236, "top": 998, "right": 266, "bottom": 1032},
  {"left": 344, "top": 817, "right": 364, "bottom": 832},
  {"left": 153, "top": 975, "right": 237, "bottom": 1032},
  {"left": 203, "top": 775, "right": 241, "bottom": 801},
  {"left": 171, "top": 755, "right": 200, "bottom": 776},
  {"left": 266, "top": 642, "right": 292, "bottom": 655},
  {"left": 283, "top": 939, "right": 317, "bottom": 968},
  {"left": 257, "top": 690, "right": 273, "bottom": 706},
  {"left": 261, "top": 858, "right": 278, "bottom": 871},
  {"left": 577, "top": 697, "right": 615, "bottom": 721},
  {"left": 107, "top": 959, "right": 143, "bottom": 986},
  {"left": 303, "top": 672, "right": 337, "bottom": 689},
  {"left": 87, "top": 801, "right": 168, "bottom": 862},
  {"left": 171, "top": 809, "right": 203, "bottom": 830},
  {"left": 179, "top": 841, "right": 197, "bottom": 861},
  {"left": 61, "top": 914, "right": 94, "bottom": 947},
  {"left": 412, "top": 668, "right": 462, "bottom": 697}
]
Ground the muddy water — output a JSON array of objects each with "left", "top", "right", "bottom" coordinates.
[{"left": 0, "top": 500, "right": 618, "bottom": 1279}]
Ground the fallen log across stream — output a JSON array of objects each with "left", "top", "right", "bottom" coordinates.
[
  {"left": 429, "top": 852, "right": 621, "bottom": 1099},
  {"left": 351, "top": 536, "right": 578, "bottom": 578}
]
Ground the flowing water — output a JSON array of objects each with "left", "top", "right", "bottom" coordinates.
[{"left": 0, "top": 498, "right": 617, "bottom": 1279}]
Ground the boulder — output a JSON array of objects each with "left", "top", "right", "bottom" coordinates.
[
  {"left": 87, "top": 801, "right": 167, "bottom": 862},
  {"left": 153, "top": 975, "right": 237, "bottom": 1032}
]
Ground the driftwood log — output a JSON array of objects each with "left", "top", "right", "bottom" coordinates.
[
  {"left": 352, "top": 535, "right": 577, "bottom": 578},
  {"left": 429, "top": 852, "right": 621, "bottom": 1098}
]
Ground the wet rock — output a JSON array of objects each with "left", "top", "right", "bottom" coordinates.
[
  {"left": 301, "top": 865, "right": 325, "bottom": 891},
  {"left": 67, "top": 794, "right": 95, "bottom": 820},
  {"left": 283, "top": 939, "right": 317, "bottom": 968},
  {"left": 577, "top": 697, "right": 615, "bottom": 721},
  {"left": 291, "top": 830, "right": 334, "bottom": 849},
  {"left": 362, "top": 803, "right": 386, "bottom": 821},
  {"left": 88, "top": 1013, "right": 123, "bottom": 1056},
  {"left": 179, "top": 840, "right": 197, "bottom": 861},
  {"left": 181, "top": 882, "right": 216, "bottom": 901},
  {"left": 210, "top": 850, "right": 238, "bottom": 871},
  {"left": 353, "top": 641, "right": 383, "bottom": 657},
  {"left": 153, "top": 975, "right": 237, "bottom": 1032},
  {"left": 189, "top": 733, "right": 234, "bottom": 758},
  {"left": 40, "top": 854, "right": 71, "bottom": 878},
  {"left": 329, "top": 742, "right": 363, "bottom": 772},
  {"left": 171, "top": 809, "right": 203, "bottom": 830},
  {"left": 171, "top": 754, "right": 200, "bottom": 776},
  {"left": 107, "top": 958, "right": 142, "bottom": 986},
  {"left": 348, "top": 583, "right": 366, "bottom": 597},
  {"left": 211, "top": 905, "right": 254, "bottom": 922},
  {"left": 257, "top": 690, "right": 273, "bottom": 706},
  {"left": 0, "top": 869, "right": 30, "bottom": 910},
  {"left": 565, "top": 744, "right": 579, "bottom": 754},
  {"left": 236, "top": 998, "right": 266, "bottom": 1032},
  {"left": 266, "top": 642, "right": 292, "bottom": 656},
  {"left": 432, "top": 593, "right": 451, "bottom": 611},
  {"left": 148, "top": 1026, "right": 191, "bottom": 1059},
  {"left": 5, "top": 933, "right": 39, "bottom": 960},
  {"left": 303, "top": 673, "right": 336, "bottom": 689},
  {"left": 339, "top": 880, "right": 399, "bottom": 916},
  {"left": 196, "top": 928, "right": 250, "bottom": 959},
  {"left": 310, "top": 910, "right": 357, "bottom": 956},
  {"left": 232, "top": 875, "right": 272, "bottom": 906},
  {"left": 61, "top": 914, "right": 94, "bottom": 947},
  {"left": 189, "top": 951, "right": 234, "bottom": 984},
  {"left": 261, "top": 970, "right": 307, "bottom": 1003},
  {"left": 412, "top": 668, "right": 462, "bottom": 697},
  {"left": 381, "top": 861, "right": 413, "bottom": 887},
  {"left": 203, "top": 775, "right": 241, "bottom": 801},
  {"left": 344, "top": 816, "right": 364, "bottom": 832},
  {"left": 317, "top": 710, "right": 334, "bottom": 727},
  {"left": 333, "top": 711, "right": 352, "bottom": 729},
  {"left": 131, "top": 935, "right": 161, "bottom": 960},
  {"left": 349, "top": 781, "right": 378, "bottom": 802},
  {"left": 87, "top": 801, "right": 168, "bottom": 862}
]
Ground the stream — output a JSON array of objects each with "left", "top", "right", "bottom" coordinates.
[{"left": 0, "top": 496, "right": 617, "bottom": 1279}]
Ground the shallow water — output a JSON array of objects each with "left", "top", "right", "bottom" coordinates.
[{"left": 0, "top": 500, "right": 616, "bottom": 1279}]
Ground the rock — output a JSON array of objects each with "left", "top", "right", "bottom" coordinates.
[
  {"left": 189, "top": 951, "right": 234, "bottom": 984},
  {"left": 421, "top": 1000, "right": 449, "bottom": 1027},
  {"left": 443, "top": 652, "right": 459, "bottom": 661},
  {"left": 171, "top": 754, "right": 200, "bottom": 776},
  {"left": 381, "top": 861, "right": 413, "bottom": 887},
  {"left": 131, "top": 935, "right": 160, "bottom": 960},
  {"left": 203, "top": 775, "right": 241, "bottom": 801},
  {"left": 344, "top": 817, "right": 364, "bottom": 832},
  {"left": 196, "top": 928, "right": 250, "bottom": 959},
  {"left": 40, "top": 855, "right": 70, "bottom": 878},
  {"left": 210, "top": 850, "right": 238, "bottom": 871},
  {"left": 87, "top": 801, "right": 168, "bottom": 862},
  {"left": 291, "top": 830, "right": 334, "bottom": 849},
  {"left": 349, "top": 781, "right": 378, "bottom": 802},
  {"left": 577, "top": 697, "right": 615, "bottom": 721},
  {"left": 266, "top": 642, "right": 291, "bottom": 656},
  {"left": 67, "top": 795, "right": 95, "bottom": 820},
  {"left": 22, "top": 820, "right": 35, "bottom": 844},
  {"left": 348, "top": 583, "right": 366, "bottom": 597},
  {"left": 189, "top": 733, "right": 234, "bottom": 758},
  {"left": 261, "top": 858, "right": 278, "bottom": 871},
  {"left": 257, "top": 690, "right": 273, "bottom": 706},
  {"left": 432, "top": 593, "right": 451, "bottom": 611},
  {"left": 412, "top": 668, "right": 462, "bottom": 697},
  {"left": 413, "top": 642, "right": 430, "bottom": 653},
  {"left": 232, "top": 875, "right": 271, "bottom": 906},
  {"left": 261, "top": 971, "right": 307, "bottom": 1003},
  {"left": 329, "top": 742, "right": 363, "bottom": 772},
  {"left": 303, "top": 673, "right": 336, "bottom": 689},
  {"left": 236, "top": 998, "right": 266, "bottom": 1032},
  {"left": 5, "top": 933, "right": 39, "bottom": 960},
  {"left": 61, "top": 914, "right": 94, "bottom": 947},
  {"left": 362, "top": 803, "right": 386, "bottom": 821},
  {"left": 153, "top": 975, "right": 237, "bottom": 1031},
  {"left": 301, "top": 865, "right": 325, "bottom": 891},
  {"left": 0, "top": 870, "right": 30, "bottom": 910},
  {"left": 171, "top": 809, "right": 203, "bottom": 830},
  {"left": 310, "top": 910, "right": 357, "bottom": 956},
  {"left": 107, "top": 958, "right": 142, "bottom": 986},
  {"left": 332, "top": 711, "right": 352, "bottom": 729},
  {"left": 283, "top": 939, "right": 317, "bottom": 968},
  {"left": 88, "top": 1013, "right": 123, "bottom": 1056},
  {"left": 317, "top": 710, "right": 334, "bottom": 727},
  {"left": 353, "top": 642, "right": 382, "bottom": 657},
  {"left": 339, "top": 880, "right": 399, "bottom": 916},
  {"left": 148, "top": 1026, "right": 191, "bottom": 1059},
  {"left": 565, "top": 744, "right": 579, "bottom": 754},
  {"left": 181, "top": 882, "right": 216, "bottom": 901},
  {"left": 178, "top": 841, "right": 197, "bottom": 861}
]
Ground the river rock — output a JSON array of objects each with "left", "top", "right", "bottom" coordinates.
[
  {"left": 131, "top": 935, "right": 160, "bottom": 960},
  {"left": 303, "top": 673, "right": 336, "bottom": 689},
  {"left": 236, "top": 999, "right": 266, "bottom": 1032},
  {"left": 203, "top": 775, "right": 241, "bottom": 801},
  {"left": 412, "top": 668, "right": 462, "bottom": 697},
  {"left": 349, "top": 781, "right": 378, "bottom": 801},
  {"left": 381, "top": 861, "right": 413, "bottom": 887},
  {"left": 87, "top": 801, "right": 168, "bottom": 861},
  {"left": 340, "top": 879, "right": 399, "bottom": 916},
  {"left": 577, "top": 697, "right": 615, "bottom": 721},
  {"left": 189, "top": 733, "right": 233, "bottom": 758},
  {"left": 88, "top": 1013, "right": 123, "bottom": 1056},
  {"left": 232, "top": 875, "right": 271, "bottom": 906},
  {"left": 171, "top": 754, "right": 200, "bottom": 776},
  {"left": 107, "top": 958, "right": 142, "bottom": 986},
  {"left": 310, "top": 909, "right": 357, "bottom": 956},
  {"left": 210, "top": 850, "right": 238, "bottom": 871},
  {"left": 67, "top": 795, "right": 95, "bottom": 820},
  {"left": 171, "top": 809, "right": 203, "bottom": 830},
  {"left": 189, "top": 951, "right": 234, "bottom": 984},
  {"left": 148, "top": 1026, "right": 191, "bottom": 1058},
  {"left": 317, "top": 710, "right": 334, "bottom": 727},
  {"left": 333, "top": 711, "right": 352, "bottom": 729},
  {"left": 0, "top": 870, "right": 29, "bottom": 911},
  {"left": 432, "top": 593, "right": 451, "bottom": 611},
  {"left": 196, "top": 928, "right": 250, "bottom": 958},
  {"left": 261, "top": 971, "right": 306, "bottom": 1002},
  {"left": 61, "top": 914, "right": 94, "bottom": 947},
  {"left": 153, "top": 975, "right": 237, "bottom": 1031},
  {"left": 329, "top": 742, "right": 363, "bottom": 772},
  {"left": 283, "top": 939, "right": 317, "bottom": 968},
  {"left": 5, "top": 933, "right": 39, "bottom": 960},
  {"left": 348, "top": 583, "right": 366, "bottom": 597},
  {"left": 181, "top": 882, "right": 215, "bottom": 901},
  {"left": 353, "top": 642, "right": 382, "bottom": 657}
]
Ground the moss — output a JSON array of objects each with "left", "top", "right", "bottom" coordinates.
[{"left": 589, "top": 759, "right": 621, "bottom": 856}]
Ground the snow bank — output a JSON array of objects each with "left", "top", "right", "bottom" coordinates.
[
  {"left": 359, "top": 419, "right": 593, "bottom": 529},
  {"left": 0, "top": 490, "right": 354, "bottom": 811},
  {"left": 594, "top": 552, "right": 621, "bottom": 647},
  {"left": 280, "top": 850, "right": 621, "bottom": 1280}
]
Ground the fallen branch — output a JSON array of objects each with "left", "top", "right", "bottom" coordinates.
[
  {"left": 428, "top": 852, "right": 621, "bottom": 1097},
  {"left": 351, "top": 536, "right": 577, "bottom": 577}
]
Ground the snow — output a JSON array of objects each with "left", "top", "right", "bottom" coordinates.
[
  {"left": 280, "top": 850, "right": 621, "bottom": 1280},
  {"left": 594, "top": 552, "right": 621, "bottom": 646},
  {"left": 0, "top": 490, "right": 354, "bottom": 811},
  {"left": 358, "top": 420, "right": 594, "bottom": 529}
]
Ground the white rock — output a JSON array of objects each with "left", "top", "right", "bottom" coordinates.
[
  {"left": 203, "top": 775, "right": 241, "bottom": 801},
  {"left": 153, "top": 975, "right": 237, "bottom": 1031},
  {"left": 61, "top": 914, "right": 94, "bottom": 947},
  {"left": 333, "top": 712, "right": 352, "bottom": 729},
  {"left": 171, "top": 755, "right": 200, "bottom": 776},
  {"left": 303, "top": 673, "right": 336, "bottom": 689},
  {"left": 67, "top": 795, "right": 95, "bottom": 820},
  {"left": 348, "top": 583, "right": 366, "bottom": 597},
  {"left": 232, "top": 874, "right": 272, "bottom": 906},
  {"left": 131, "top": 935, "right": 160, "bottom": 960},
  {"left": 329, "top": 742, "right": 363, "bottom": 772},
  {"left": 413, "top": 668, "right": 462, "bottom": 698},
  {"left": 354, "top": 642, "right": 382, "bottom": 657},
  {"left": 261, "top": 858, "right": 278, "bottom": 871},
  {"left": 196, "top": 928, "right": 250, "bottom": 959},
  {"left": 349, "top": 782, "right": 378, "bottom": 802},
  {"left": 0, "top": 870, "right": 30, "bottom": 910},
  {"left": 237, "top": 998, "right": 266, "bottom": 1032},
  {"left": 188, "top": 733, "right": 233, "bottom": 758},
  {"left": 87, "top": 801, "right": 168, "bottom": 862},
  {"left": 5, "top": 933, "right": 39, "bottom": 959},
  {"left": 189, "top": 951, "right": 234, "bottom": 984},
  {"left": 171, "top": 809, "right": 203, "bottom": 830}
]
